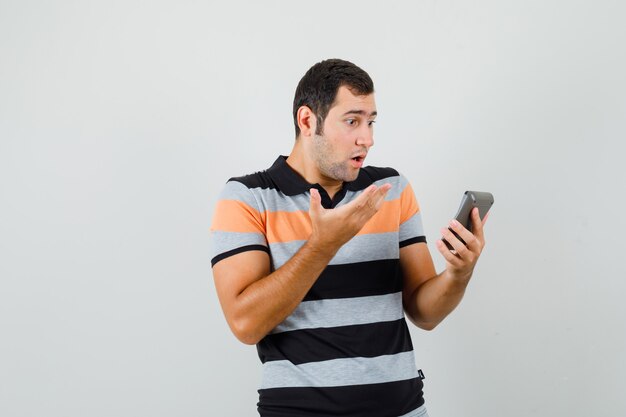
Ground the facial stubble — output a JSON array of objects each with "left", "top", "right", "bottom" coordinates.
[{"left": 312, "top": 134, "right": 359, "bottom": 183}]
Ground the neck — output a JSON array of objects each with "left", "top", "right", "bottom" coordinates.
[{"left": 285, "top": 140, "right": 343, "bottom": 200}]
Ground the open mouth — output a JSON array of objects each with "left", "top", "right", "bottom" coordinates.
[{"left": 350, "top": 155, "right": 365, "bottom": 168}]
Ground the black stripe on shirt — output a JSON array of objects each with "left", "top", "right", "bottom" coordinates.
[
  {"left": 229, "top": 172, "right": 278, "bottom": 191},
  {"left": 399, "top": 236, "right": 427, "bottom": 248},
  {"left": 211, "top": 244, "right": 270, "bottom": 267},
  {"left": 257, "top": 318, "right": 413, "bottom": 365},
  {"left": 257, "top": 377, "right": 425, "bottom": 417},
  {"left": 229, "top": 156, "right": 403, "bottom": 196},
  {"left": 303, "top": 259, "right": 402, "bottom": 302},
  {"left": 346, "top": 165, "right": 400, "bottom": 191}
]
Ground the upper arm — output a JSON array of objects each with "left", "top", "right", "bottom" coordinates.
[
  {"left": 400, "top": 242, "right": 436, "bottom": 307},
  {"left": 395, "top": 175, "right": 436, "bottom": 319},
  {"left": 210, "top": 180, "right": 271, "bottom": 328},
  {"left": 212, "top": 250, "right": 271, "bottom": 330}
]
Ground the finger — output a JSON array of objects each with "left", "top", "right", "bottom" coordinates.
[
  {"left": 440, "top": 227, "right": 465, "bottom": 254},
  {"left": 436, "top": 239, "right": 463, "bottom": 266},
  {"left": 370, "top": 183, "right": 392, "bottom": 209},
  {"left": 440, "top": 226, "right": 475, "bottom": 261},
  {"left": 447, "top": 218, "right": 479, "bottom": 252},
  {"left": 348, "top": 184, "right": 378, "bottom": 210},
  {"left": 470, "top": 207, "right": 486, "bottom": 245}
]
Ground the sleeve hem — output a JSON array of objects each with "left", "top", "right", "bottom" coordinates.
[
  {"left": 399, "top": 236, "right": 427, "bottom": 248},
  {"left": 211, "top": 244, "right": 270, "bottom": 267}
]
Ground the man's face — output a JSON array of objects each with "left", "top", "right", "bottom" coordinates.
[{"left": 311, "top": 86, "right": 377, "bottom": 183}]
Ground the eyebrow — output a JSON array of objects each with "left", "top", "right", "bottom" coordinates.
[{"left": 342, "top": 110, "right": 378, "bottom": 117}]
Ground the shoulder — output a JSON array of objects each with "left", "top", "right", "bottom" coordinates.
[
  {"left": 217, "top": 160, "right": 279, "bottom": 198},
  {"left": 360, "top": 165, "right": 400, "bottom": 182},
  {"left": 215, "top": 170, "right": 274, "bottom": 213},
  {"left": 227, "top": 169, "right": 276, "bottom": 190},
  {"left": 222, "top": 156, "right": 287, "bottom": 193},
  {"left": 351, "top": 165, "right": 411, "bottom": 191},
  {"left": 216, "top": 158, "right": 292, "bottom": 212}
]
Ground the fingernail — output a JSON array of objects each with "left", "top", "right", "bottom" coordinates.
[{"left": 450, "top": 220, "right": 459, "bottom": 227}]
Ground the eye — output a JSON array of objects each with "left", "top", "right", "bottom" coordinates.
[
  {"left": 368, "top": 120, "right": 376, "bottom": 126},
  {"left": 346, "top": 119, "right": 356, "bottom": 126}
]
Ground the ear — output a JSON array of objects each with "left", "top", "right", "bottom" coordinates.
[{"left": 297, "top": 106, "right": 317, "bottom": 138}]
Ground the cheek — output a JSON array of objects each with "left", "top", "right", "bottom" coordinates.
[{"left": 312, "top": 136, "right": 333, "bottom": 158}]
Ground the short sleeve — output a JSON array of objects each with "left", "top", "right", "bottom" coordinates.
[
  {"left": 210, "top": 180, "right": 269, "bottom": 266},
  {"left": 398, "top": 177, "right": 427, "bottom": 248}
]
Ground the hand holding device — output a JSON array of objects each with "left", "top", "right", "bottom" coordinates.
[{"left": 443, "top": 191, "right": 494, "bottom": 251}]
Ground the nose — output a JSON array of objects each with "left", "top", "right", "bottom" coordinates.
[{"left": 355, "top": 126, "right": 374, "bottom": 149}]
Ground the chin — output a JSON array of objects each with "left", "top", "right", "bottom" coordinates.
[
  {"left": 324, "top": 163, "right": 360, "bottom": 183},
  {"left": 343, "top": 172, "right": 360, "bottom": 182}
]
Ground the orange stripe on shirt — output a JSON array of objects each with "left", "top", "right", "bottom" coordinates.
[
  {"left": 400, "top": 183, "right": 420, "bottom": 224},
  {"left": 263, "top": 197, "right": 413, "bottom": 244},
  {"left": 212, "top": 188, "right": 420, "bottom": 243},
  {"left": 265, "top": 210, "right": 312, "bottom": 243},
  {"left": 357, "top": 198, "right": 403, "bottom": 235},
  {"left": 210, "top": 199, "right": 266, "bottom": 234}
]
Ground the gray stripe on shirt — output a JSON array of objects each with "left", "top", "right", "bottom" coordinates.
[
  {"left": 269, "top": 232, "right": 399, "bottom": 269},
  {"left": 210, "top": 231, "right": 268, "bottom": 259},
  {"left": 260, "top": 351, "right": 418, "bottom": 389},
  {"left": 271, "top": 292, "right": 404, "bottom": 334},
  {"left": 219, "top": 180, "right": 260, "bottom": 209},
  {"left": 234, "top": 175, "right": 410, "bottom": 213},
  {"left": 399, "top": 405, "right": 429, "bottom": 417},
  {"left": 399, "top": 212, "right": 425, "bottom": 242},
  {"left": 334, "top": 176, "right": 408, "bottom": 208}
]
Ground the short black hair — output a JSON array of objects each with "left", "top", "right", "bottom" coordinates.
[{"left": 292, "top": 59, "right": 374, "bottom": 137}]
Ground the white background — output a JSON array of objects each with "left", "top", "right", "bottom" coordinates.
[{"left": 1, "top": 1, "right": 625, "bottom": 416}]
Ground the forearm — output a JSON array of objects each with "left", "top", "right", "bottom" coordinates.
[
  {"left": 231, "top": 238, "right": 337, "bottom": 344},
  {"left": 405, "top": 269, "right": 472, "bottom": 330}
]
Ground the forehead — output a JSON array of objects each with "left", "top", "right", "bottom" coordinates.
[{"left": 328, "top": 85, "right": 376, "bottom": 115}]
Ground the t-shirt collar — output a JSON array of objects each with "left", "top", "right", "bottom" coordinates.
[{"left": 266, "top": 155, "right": 372, "bottom": 196}]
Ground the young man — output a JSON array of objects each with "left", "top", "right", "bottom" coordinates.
[{"left": 210, "top": 59, "right": 487, "bottom": 417}]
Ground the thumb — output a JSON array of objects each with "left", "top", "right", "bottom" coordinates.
[{"left": 309, "top": 188, "right": 323, "bottom": 217}]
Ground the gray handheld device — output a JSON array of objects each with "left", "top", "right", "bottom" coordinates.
[{"left": 443, "top": 191, "right": 494, "bottom": 250}]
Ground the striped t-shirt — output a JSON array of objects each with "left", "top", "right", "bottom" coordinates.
[{"left": 210, "top": 156, "right": 428, "bottom": 417}]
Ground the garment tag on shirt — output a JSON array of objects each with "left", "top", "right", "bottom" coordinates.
[{"left": 418, "top": 369, "right": 425, "bottom": 380}]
